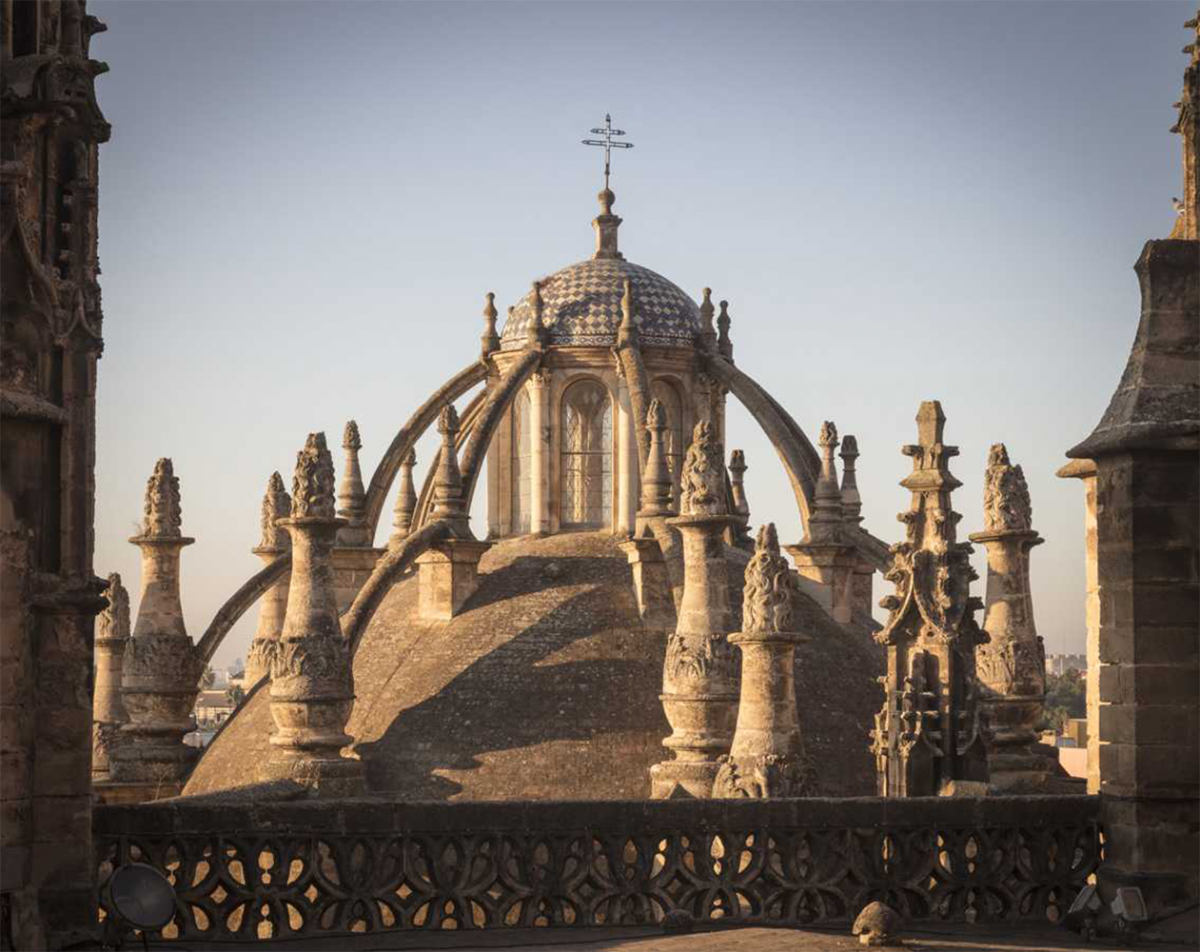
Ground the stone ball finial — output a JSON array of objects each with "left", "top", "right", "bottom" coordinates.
[
  {"left": 290, "top": 432, "right": 336, "bottom": 520},
  {"left": 142, "top": 457, "right": 182, "bottom": 538},
  {"left": 98, "top": 572, "right": 130, "bottom": 642},
  {"left": 841, "top": 434, "right": 860, "bottom": 459},
  {"left": 259, "top": 471, "right": 292, "bottom": 550},
  {"left": 742, "top": 523, "right": 799, "bottom": 635},
  {"left": 598, "top": 187, "right": 615, "bottom": 215},
  {"left": 483, "top": 291, "right": 497, "bottom": 319},
  {"left": 729, "top": 448, "right": 747, "bottom": 476},
  {"left": 852, "top": 901, "right": 902, "bottom": 946},
  {"left": 819, "top": 420, "right": 839, "bottom": 450}
]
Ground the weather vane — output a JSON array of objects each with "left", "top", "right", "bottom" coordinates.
[{"left": 582, "top": 114, "right": 634, "bottom": 191}]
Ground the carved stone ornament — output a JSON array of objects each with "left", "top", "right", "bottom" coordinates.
[
  {"left": 97, "top": 570, "right": 130, "bottom": 641},
  {"left": 679, "top": 420, "right": 728, "bottom": 517},
  {"left": 270, "top": 634, "right": 352, "bottom": 697},
  {"left": 712, "top": 752, "right": 810, "bottom": 799},
  {"left": 258, "top": 471, "right": 292, "bottom": 550},
  {"left": 665, "top": 630, "right": 737, "bottom": 686},
  {"left": 982, "top": 443, "right": 1032, "bottom": 533},
  {"left": 141, "top": 457, "right": 182, "bottom": 537},
  {"left": 122, "top": 631, "right": 203, "bottom": 687},
  {"left": 291, "top": 432, "right": 337, "bottom": 519},
  {"left": 742, "top": 523, "right": 798, "bottom": 635}
]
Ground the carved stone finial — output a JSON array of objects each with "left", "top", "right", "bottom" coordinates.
[
  {"left": 141, "top": 457, "right": 182, "bottom": 537},
  {"left": 98, "top": 571, "right": 130, "bottom": 642},
  {"left": 438, "top": 403, "right": 459, "bottom": 439},
  {"left": 291, "top": 432, "right": 337, "bottom": 520},
  {"left": 390, "top": 450, "right": 418, "bottom": 547},
  {"left": 743, "top": 524, "right": 800, "bottom": 635},
  {"left": 592, "top": 187, "right": 624, "bottom": 260},
  {"left": 258, "top": 471, "right": 292, "bottom": 551},
  {"left": 526, "top": 282, "right": 544, "bottom": 347},
  {"left": 638, "top": 399, "right": 675, "bottom": 518},
  {"left": 481, "top": 292, "right": 500, "bottom": 357},
  {"left": 819, "top": 420, "right": 838, "bottom": 450},
  {"left": 1168, "top": 11, "right": 1199, "bottom": 239},
  {"left": 336, "top": 420, "right": 370, "bottom": 545},
  {"left": 717, "top": 300, "right": 733, "bottom": 360},
  {"left": 342, "top": 420, "right": 361, "bottom": 452},
  {"left": 679, "top": 419, "right": 728, "bottom": 517},
  {"left": 982, "top": 443, "right": 1033, "bottom": 533},
  {"left": 432, "top": 405, "right": 469, "bottom": 533},
  {"left": 617, "top": 277, "right": 638, "bottom": 348},
  {"left": 840, "top": 434, "right": 863, "bottom": 526},
  {"left": 698, "top": 287, "right": 717, "bottom": 351}
]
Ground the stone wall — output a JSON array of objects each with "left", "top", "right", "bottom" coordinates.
[{"left": 94, "top": 793, "right": 1100, "bottom": 943}]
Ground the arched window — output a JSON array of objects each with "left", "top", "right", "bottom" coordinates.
[
  {"left": 510, "top": 390, "right": 531, "bottom": 534},
  {"left": 560, "top": 379, "right": 613, "bottom": 528},
  {"left": 650, "top": 379, "right": 684, "bottom": 499}
]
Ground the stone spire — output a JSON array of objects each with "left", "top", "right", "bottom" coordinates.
[
  {"left": 809, "top": 421, "right": 845, "bottom": 543},
  {"left": 1168, "top": 11, "right": 1199, "bottom": 239},
  {"left": 431, "top": 404, "right": 470, "bottom": 536},
  {"left": 592, "top": 186, "right": 624, "bottom": 260},
  {"left": 481, "top": 291, "right": 500, "bottom": 358},
  {"left": 870, "top": 401, "right": 988, "bottom": 798},
  {"left": 112, "top": 459, "right": 203, "bottom": 794},
  {"left": 638, "top": 398, "right": 675, "bottom": 517},
  {"left": 388, "top": 450, "right": 418, "bottom": 549},
  {"left": 336, "top": 421, "right": 370, "bottom": 546},
  {"left": 698, "top": 287, "right": 717, "bottom": 352},
  {"left": 653, "top": 420, "right": 740, "bottom": 799},
  {"left": 267, "top": 431, "right": 363, "bottom": 796},
  {"left": 839, "top": 435, "right": 863, "bottom": 526},
  {"left": 246, "top": 471, "right": 293, "bottom": 688},
  {"left": 93, "top": 572, "right": 130, "bottom": 780},
  {"left": 969, "top": 444, "right": 1051, "bottom": 792},
  {"left": 714, "top": 523, "right": 813, "bottom": 798},
  {"left": 717, "top": 299, "right": 733, "bottom": 360}
]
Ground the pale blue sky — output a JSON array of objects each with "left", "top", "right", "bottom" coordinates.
[{"left": 89, "top": 2, "right": 1192, "bottom": 669}]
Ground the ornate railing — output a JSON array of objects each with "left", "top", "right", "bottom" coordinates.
[{"left": 95, "top": 795, "right": 1100, "bottom": 943}]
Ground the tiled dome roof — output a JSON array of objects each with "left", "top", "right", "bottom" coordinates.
[{"left": 499, "top": 258, "right": 701, "bottom": 350}]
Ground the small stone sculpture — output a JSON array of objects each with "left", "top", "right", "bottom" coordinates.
[
  {"left": 258, "top": 471, "right": 292, "bottom": 551},
  {"left": 982, "top": 442, "right": 1032, "bottom": 533},
  {"left": 679, "top": 419, "right": 726, "bottom": 517},
  {"left": 142, "top": 457, "right": 182, "bottom": 537},
  {"left": 852, "top": 901, "right": 902, "bottom": 946},
  {"left": 292, "top": 433, "right": 337, "bottom": 519}
]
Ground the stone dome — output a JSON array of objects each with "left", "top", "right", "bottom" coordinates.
[
  {"left": 499, "top": 258, "right": 702, "bottom": 350},
  {"left": 184, "top": 532, "right": 885, "bottom": 801}
]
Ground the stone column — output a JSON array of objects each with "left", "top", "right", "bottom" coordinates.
[
  {"left": 245, "top": 472, "right": 292, "bottom": 688},
  {"left": 388, "top": 450, "right": 417, "bottom": 550},
  {"left": 1057, "top": 457, "right": 1101, "bottom": 794},
  {"left": 111, "top": 459, "right": 204, "bottom": 798},
  {"left": 1067, "top": 235, "right": 1199, "bottom": 918},
  {"left": 786, "top": 422, "right": 857, "bottom": 623},
  {"left": 621, "top": 399, "right": 677, "bottom": 626},
  {"left": 968, "top": 444, "right": 1056, "bottom": 792},
  {"left": 416, "top": 405, "right": 491, "bottom": 620},
  {"left": 266, "top": 432, "right": 365, "bottom": 796},
  {"left": 92, "top": 572, "right": 130, "bottom": 781},
  {"left": 714, "top": 524, "right": 813, "bottom": 798},
  {"left": 480, "top": 291, "right": 500, "bottom": 358},
  {"left": 651, "top": 419, "right": 739, "bottom": 799},
  {"left": 529, "top": 371, "right": 550, "bottom": 536},
  {"left": 717, "top": 299, "right": 733, "bottom": 361},
  {"left": 331, "top": 420, "right": 385, "bottom": 612}
]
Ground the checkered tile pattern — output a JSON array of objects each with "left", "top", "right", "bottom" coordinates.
[{"left": 500, "top": 258, "right": 701, "bottom": 350}]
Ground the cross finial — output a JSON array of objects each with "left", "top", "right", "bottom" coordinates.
[{"left": 582, "top": 113, "right": 634, "bottom": 191}]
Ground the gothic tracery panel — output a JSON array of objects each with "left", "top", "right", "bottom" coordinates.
[{"left": 560, "top": 380, "right": 613, "bottom": 528}]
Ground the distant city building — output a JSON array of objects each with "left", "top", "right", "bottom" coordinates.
[
  {"left": 193, "top": 689, "right": 235, "bottom": 728},
  {"left": 1045, "top": 653, "right": 1086, "bottom": 676}
]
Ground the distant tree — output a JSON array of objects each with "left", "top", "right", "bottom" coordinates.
[
  {"left": 1037, "top": 670, "right": 1086, "bottom": 732},
  {"left": 200, "top": 666, "right": 216, "bottom": 689},
  {"left": 226, "top": 684, "right": 245, "bottom": 708}
]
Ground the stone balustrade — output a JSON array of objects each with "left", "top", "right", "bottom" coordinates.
[{"left": 94, "top": 794, "right": 1101, "bottom": 944}]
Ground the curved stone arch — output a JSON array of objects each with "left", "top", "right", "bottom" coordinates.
[
  {"left": 195, "top": 360, "right": 491, "bottom": 667},
  {"left": 363, "top": 360, "right": 490, "bottom": 536},
  {"left": 343, "top": 349, "right": 543, "bottom": 649}
]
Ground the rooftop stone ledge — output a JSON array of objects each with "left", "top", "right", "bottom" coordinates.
[{"left": 94, "top": 793, "right": 1100, "bottom": 837}]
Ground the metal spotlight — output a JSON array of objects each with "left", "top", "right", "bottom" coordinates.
[{"left": 100, "top": 863, "right": 176, "bottom": 950}]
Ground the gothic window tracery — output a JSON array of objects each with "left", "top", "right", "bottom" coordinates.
[{"left": 560, "top": 378, "right": 612, "bottom": 528}]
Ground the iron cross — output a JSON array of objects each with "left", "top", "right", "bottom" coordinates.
[{"left": 582, "top": 114, "right": 634, "bottom": 191}]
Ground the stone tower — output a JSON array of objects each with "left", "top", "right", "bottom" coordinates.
[{"left": 0, "top": 3, "right": 111, "bottom": 947}]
